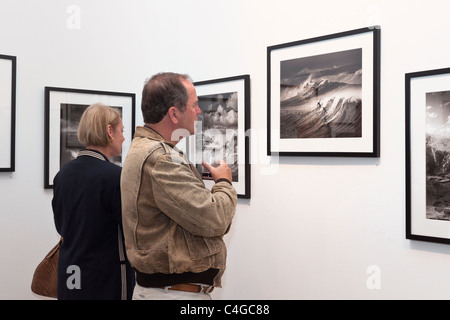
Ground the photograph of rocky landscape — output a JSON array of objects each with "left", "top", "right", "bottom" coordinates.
[
  {"left": 196, "top": 92, "right": 239, "bottom": 182},
  {"left": 425, "top": 90, "right": 450, "bottom": 221}
]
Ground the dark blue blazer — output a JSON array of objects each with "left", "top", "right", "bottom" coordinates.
[{"left": 52, "top": 149, "right": 135, "bottom": 300}]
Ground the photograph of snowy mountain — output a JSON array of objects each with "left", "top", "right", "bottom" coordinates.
[
  {"left": 280, "top": 48, "right": 362, "bottom": 139},
  {"left": 196, "top": 92, "right": 239, "bottom": 182},
  {"left": 425, "top": 90, "right": 450, "bottom": 221}
]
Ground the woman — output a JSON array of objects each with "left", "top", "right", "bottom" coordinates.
[{"left": 52, "top": 103, "right": 135, "bottom": 300}]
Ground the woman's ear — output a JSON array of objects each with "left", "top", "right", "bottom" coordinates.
[{"left": 107, "top": 124, "right": 114, "bottom": 142}]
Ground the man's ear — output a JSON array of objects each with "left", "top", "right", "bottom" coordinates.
[{"left": 168, "top": 106, "right": 179, "bottom": 124}]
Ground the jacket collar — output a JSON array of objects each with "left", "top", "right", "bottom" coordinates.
[
  {"left": 135, "top": 126, "right": 189, "bottom": 158},
  {"left": 135, "top": 126, "right": 174, "bottom": 147},
  {"left": 77, "top": 149, "right": 109, "bottom": 162}
]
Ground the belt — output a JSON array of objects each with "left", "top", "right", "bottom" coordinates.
[{"left": 161, "top": 283, "right": 214, "bottom": 294}]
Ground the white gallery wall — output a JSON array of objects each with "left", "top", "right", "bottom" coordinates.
[{"left": 1, "top": 0, "right": 450, "bottom": 299}]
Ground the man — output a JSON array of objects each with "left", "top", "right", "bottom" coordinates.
[{"left": 121, "top": 72, "right": 237, "bottom": 300}]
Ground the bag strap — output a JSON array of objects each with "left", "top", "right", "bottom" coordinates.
[{"left": 117, "top": 225, "right": 127, "bottom": 300}]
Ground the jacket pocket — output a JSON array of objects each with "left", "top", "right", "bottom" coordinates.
[{"left": 183, "top": 230, "right": 224, "bottom": 260}]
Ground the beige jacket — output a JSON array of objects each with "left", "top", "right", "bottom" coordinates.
[{"left": 121, "top": 127, "right": 237, "bottom": 287}]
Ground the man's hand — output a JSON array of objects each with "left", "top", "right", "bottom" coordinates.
[{"left": 202, "top": 160, "right": 232, "bottom": 183}]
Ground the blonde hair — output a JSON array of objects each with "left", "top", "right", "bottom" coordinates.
[{"left": 77, "top": 103, "right": 122, "bottom": 147}]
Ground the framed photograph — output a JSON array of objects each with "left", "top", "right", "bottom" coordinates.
[
  {"left": 44, "top": 87, "right": 135, "bottom": 189},
  {"left": 192, "top": 75, "right": 251, "bottom": 199},
  {"left": 267, "top": 26, "right": 380, "bottom": 157},
  {"left": 0, "top": 54, "right": 16, "bottom": 172},
  {"left": 406, "top": 67, "right": 450, "bottom": 244}
]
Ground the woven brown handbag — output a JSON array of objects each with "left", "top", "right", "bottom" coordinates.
[{"left": 31, "top": 238, "right": 62, "bottom": 299}]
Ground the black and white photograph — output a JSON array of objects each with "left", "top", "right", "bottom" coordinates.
[
  {"left": 0, "top": 54, "right": 16, "bottom": 172},
  {"left": 406, "top": 67, "right": 450, "bottom": 244},
  {"left": 60, "top": 103, "right": 123, "bottom": 167},
  {"left": 424, "top": 90, "right": 450, "bottom": 221},
  {"left": 44, "top": 87, "right": 135, "bottom": 189},
  {"left": 193, "top": 75, "right": 251, "bottom": 199},
  {"left": 280, "top": 48, "right": 362, "bottom": 140},
  {"left": 196, "top": 92, "right": 239, "bottom": 182},
  {"left": 268, "top": 26, "right": 380, "bottom": 157}
]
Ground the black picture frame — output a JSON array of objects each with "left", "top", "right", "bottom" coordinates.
[
  {"left": 193, "top": 75, "right": 251, "bottom": 199},
  {"left": 44, "top": 87, "right": 135, "bottom": 189},
  {"left": 0, "top": 54, "right": 16, "bottom": 172},
  {"left": 406, "top": 67, "right": 450, "bottom": 244},
  {"left": 267, "top": 26, "right": 380, "bottom": 157}
]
